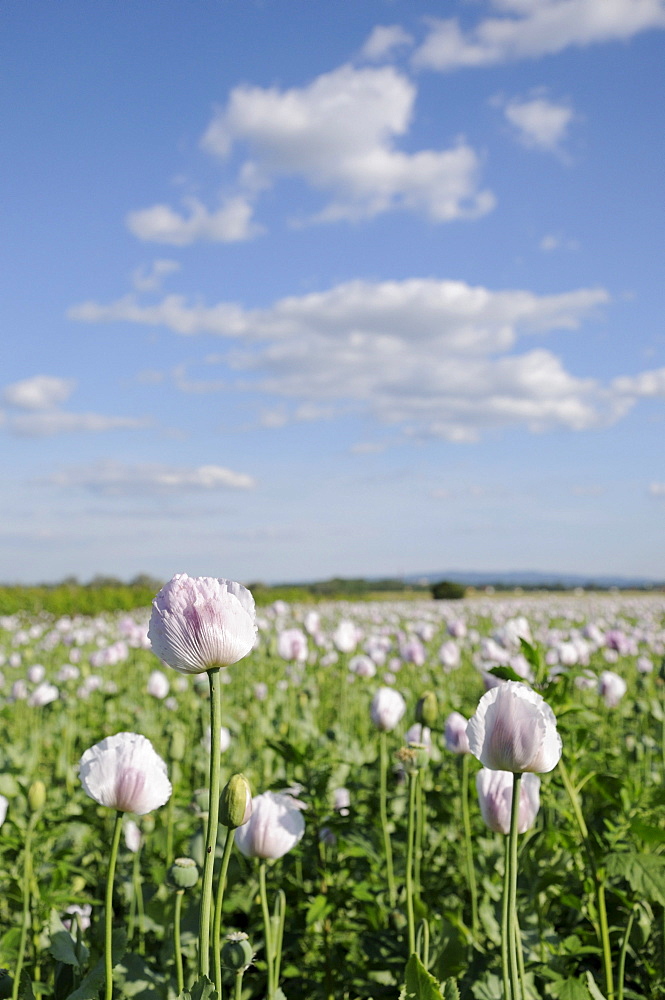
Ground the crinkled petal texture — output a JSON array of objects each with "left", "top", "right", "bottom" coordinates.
[
  {"left": 148, "top": 574, "right": 257, "bottom": 674},
  {"left": 476, "top": 768, "right": 541, "bottom": 835},
  {"left": 234, "top": 791, "right": 305, "bottom": 860},
  {"left": 79, "top": 732, "right": 172, "bottom": 815},
  {"left": 466, "top": 681, "right": 562, "bottom": 773}
]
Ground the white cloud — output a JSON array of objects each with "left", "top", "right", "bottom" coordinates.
[
  {"left": 3, "top": 375, "right": 76, "bottom": 410},
  {"left": 10, "top": 412, "right": 151, "bottom": 437},
  {"left": 71, "top": 276, "right": 619, "bottom": 441},
  {"left": 361, "top": 25, "right": 414, "bottom": 61},
  {"left": 413, "top": 0, "right": 665, "bottom": 70},
  {"left": 51, "top": 461, "right": 256, "bottom": 495},
  {"left": 198, "top": 63, "right": 494, "bottom": 224},
  {"left": 612, "top": 367, "right": 665, "bottom": 397},
  {"left": 500, "top": 94, "right": 575, "bottom": 153},
  {"left": 649, "top": 482, "right": 665, "bottom": 497},
  {"left": 126, "top": 195, "right": 261, "bottom": 245},
  {"left": 131, "top": 259, "right": 181, "bottom": 292}
]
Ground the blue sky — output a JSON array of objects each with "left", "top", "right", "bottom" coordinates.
[{"left": 2, "top": 0, "right": 665, "bottom": 585}]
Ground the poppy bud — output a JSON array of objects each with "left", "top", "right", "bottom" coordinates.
[
  {"left": 219, "top": 774, "right": 253, "bottom": 829},
  {"left": 28, "top": 780, "right": 46, "bottom": 813},
  {"left": 415, "top": 691, "right": 438, "bottom": 728}
]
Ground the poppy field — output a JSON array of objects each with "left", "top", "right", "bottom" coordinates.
[{"left": 1, "top": 581, "right": 665, "bottom": 1000}]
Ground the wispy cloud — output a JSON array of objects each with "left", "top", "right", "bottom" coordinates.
[
  {"left": 3, "top": 375, "right": 76, "bottom": 410},
  {"left": 126, "top": 195, "right": 261, "bottom": 245},
  {"left": 360, "top": 25, "right": 414, "bottom": 61},
  {"left": 1, "top": 375, "right": 150, "bottom": 437},
  {"left": 51, "top": 461, "right": 256, "bottom": 495},
  {"left": 413, "top": 0, "right": 665, "bottom": 71},
  {"left": 70, "top": 276, "right": 622, "bottom": 441}
]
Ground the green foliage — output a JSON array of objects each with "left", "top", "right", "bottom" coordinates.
[
  {"left": 1, "top": 592, "right": 665, "bottom": 997},
  {"left": 430, "top": 580, "right": 466, "bottom": 601}
]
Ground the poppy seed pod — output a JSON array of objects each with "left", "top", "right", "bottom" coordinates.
[
  {"left": 466, "top": 681, "right": 562, "bottom": 774},
  {"left": 221, "top": 932, "right": 254, "bottom": 972},
  {"left": 167, "top": 857, "right": 199, "bottom": 890},
  {"left": 148, "top": 574, "right": 257, "bottom": 675}
]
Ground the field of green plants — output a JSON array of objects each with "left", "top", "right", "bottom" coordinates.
[{"left": 1, "top": 583, "right": 665, "bottom": 1000}]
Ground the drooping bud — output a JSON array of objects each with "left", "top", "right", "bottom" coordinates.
[
  {"left": 167, "top": 857, "right": 199, "bottom": 890},
  {"left": 221, "top": 931, "right": 254, "bottom": 972},
  {"left": 415, "top": 691, "right": 438, "bottom": 728},
  {"left": 219, "top": 773, "right": 253, "bottom": 829},
  {"left": 28, "top": 780, "right": 46, "bottom": 813}
]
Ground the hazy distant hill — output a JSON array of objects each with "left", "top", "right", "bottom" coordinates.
[{"left": 404, "top": 570, "right": 664, "bottom": 590}]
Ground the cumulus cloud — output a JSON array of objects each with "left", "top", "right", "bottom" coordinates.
[
  {"left": 413, "top": 0, "right": 665, "bottom": 70},
  {"left": 499, "top": 93, "right": 575, "bottom": 153},
  {"left": 126, "top": 195, "right": 261, "bottom": 245},
  {"left": 136, "top": 63, "right": 491, "bottom": 232},
  {"left": 51, "top": 461, "right": 255, "bottom": 494},
  {"left": 70, "top": 276, "right": 621, "bottom": 441},
  {"left": 3, "top": 375, "right": 76, "bottom": 410}
]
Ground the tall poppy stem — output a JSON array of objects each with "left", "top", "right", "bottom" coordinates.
[
  {"left": 461, "top": 753, "right": 479, "bottom": 936},
  {"left": 259, "top": 860, "right": 275, "bottom": 999},
  {"left": 379, "top": 731, "right": 397, "bottom": 908},
  {"left": 104, "top": 811, "right": 124, "bottom": 1000},
  {"left": 508, "top": 772, "right": 523, "bottom": 1000},
  {"left": 406, "top": 769, "right": 418, "bottom": 954},
  {"left": 200, "top": 666, "right": 223, "bottom": 978},
  {"left": 213, "top": 827, "right": 237, "bottom": 997}
]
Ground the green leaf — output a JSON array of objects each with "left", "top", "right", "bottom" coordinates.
[
  {"left": 64, "top": 929, "right": 126, "bottom": 1000},
  {"left": 487, "top": 665, "right": 525, "bottom": 683},
  {"left": 49, "top": 910, "right": 83, "bottom": 969},
  {"left": 305, "top": 893, "right": 333, "bottom": 926},
  {"left": 403, "top": 953, "right": 444, "bottom": 1000},
  {"left": 442, "top": 980, "right": 460, "bottom": 1000},
  {"left": 606, "top": 852, "right": 665, "bottom": 905},
  {"left": 549, "top": 976, "right": 591, "bottom": 1000},
  {"left": 584, "top": 972, "right": 608, "bottom": 1000},
  {"left": 177, "top": 977, "right": 218, "bottom": 1000}
]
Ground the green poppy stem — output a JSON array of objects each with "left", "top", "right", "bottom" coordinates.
[
  {"left": 461, "top": 753, "right": 479, "bottom": 936},
  {"left": 501, "top": 838, "right": 511, "bottom": 1000},
  {"left": 406, "top": 769, "right": 418, "bottom": 954},
  {"left": 213, "top": 827, "right": 237, "bottom": 997},
  {"left": 508, "top": 772, "right": 523, "bottom": 1000},
  {"left": 199, "top": 667, "right": 223, "bottom": 979},
  {"left": 259, "top": 860, "right": 275, "bottom": 1000},
  {"left": 173, "top": 889, "right": 185, "bottom": 994},
  {"left": 379, "top": 731, "right": 397, "bottom": 908},
  {"left": 11, "top": 812, "right": 38, "bottom": 1000},
  {"left": 104, "top": 810, "right": 124, "bottom": 1000}
]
